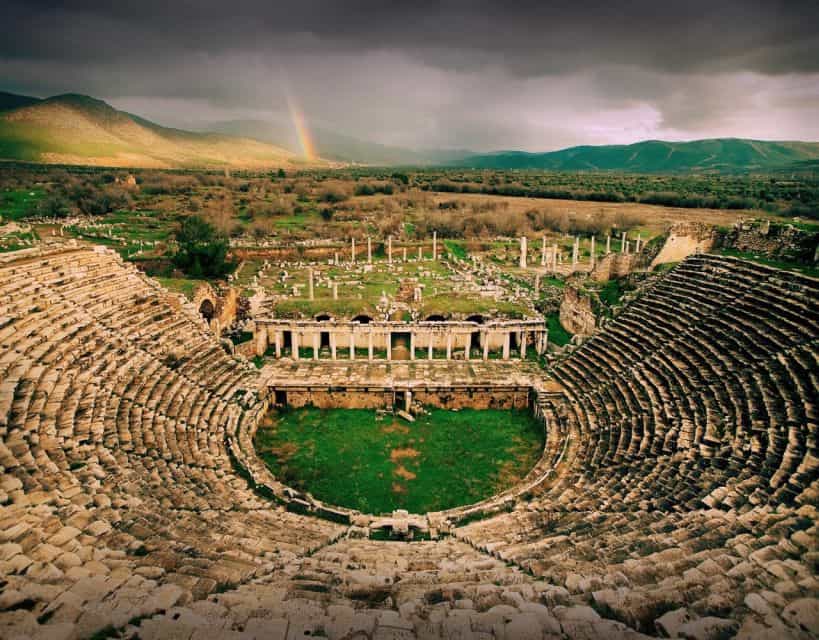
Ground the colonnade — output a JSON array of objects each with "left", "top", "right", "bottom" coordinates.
[{"left": 254, "top": 319, "right": 548, "bottom": 361}]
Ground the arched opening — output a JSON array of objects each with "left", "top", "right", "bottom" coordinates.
[
  {"left": 352, "top": 314, "right": 372, "bottom": 324},
  {"left": 315, "top": 313, "right": 332, "bottom": 322},
  {"left": 466, "top": 314, "right": 484, "bottom": 324},
  {"left": 199, "top": 299, "right": 215, "bottom": 322},
  {"left": 425, "top": 314, "right": 446, "bottom": 322}
]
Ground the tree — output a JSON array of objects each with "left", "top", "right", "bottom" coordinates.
[
  {"left": 277, "top": 168, "right": 286, "bottom": 179},
  {"left": 172, "top": 215, "right": 234, "bottom": 278}
]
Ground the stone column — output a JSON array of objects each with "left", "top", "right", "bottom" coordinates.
[
  {"left": 418, "top": 246, "right": 422, "bottom": 261},
  {"left": 483, "top": 331, "right": 489, "bottom": 360},
  {"left": 552, "top": 244, "right": 558, "bottom": 271},
  {"left": 541, "top": 236, "right": 547, "bottom": 266},
  {"left": 635, "top": 234, "right": 642, "bottom": 253},
  {"left": 520, "top": 331, "right": 527, "bottom": 360},
  {"left": 403, "top": 247, "right": 407, "bottom": 262},
  {"left": 464, "top": 333, "right": 470, "bottom": 360},
  {"left": 332, "top": 281, "right": 338, "bottom": 300},
  {"left": 534, "top": 274, "right": 540, "bottom": 296},
  {"left": 571, "top": 238, "right": 578, "bottom": 268},
  {"left": 388, "top": 236, "right": 393, "bottom": 265},
  {"left": 405, "top": 389, "right": 412, "bottom": 412},
  {"left": 410, "top": 331, "right": 415, "bottom": 360},
  {"left": 313, "top": 333, "right": 319, "bottom": 360},
  {"left": 350, "top": 331, "right": 355, "bottom": 360},
  {"left": 368, "top": 330, "right": 374, "bottom": 361},
  {"left": 520, "top": 236, "right": 527, "bottom": 268},
  {"left": 293, "top": 331, "right": 300, "bottom": 360},
  {"left": 367, "top": 236, "right": 372, "bottom": 263},
  {"left": 351, "top": 238, "right": 356, "bottom": 263},
  {"left": 386, "top": 332, "right": 392, "bottom": 361},
  {"left": 446, "top": 333, "right": 452, "bottom": 360},
  {"left": 606, "top": 234, "right": 611, "bottom": 254},
  {"left": 432, "top": 231, "right": 437, "bottom": 260},
  {"left": 621, "top": 231, "right": 627, "bottom": 254},
  {"left": 503, "top": 333, "right": 510, "bottom": 360},
  {"left": 330, "top": 332, "right": 337, "bottom": 360},
  {"left": 308, "top": 268, "right": 314, "bottom": 300},
  {"left": 274, "top": 331, "right": 282, "bottom": 358},
  {"left": 334, "top": 252, "right": 339, "bottom": 265},
  {"left": 255, "top": 324, "right": 269, "bottom": 357},
  {"left": 590, "top": 236, "right": 596, "bottom": 268},
  {"left": 428, "top": 333, "right": 434, "bottom": 360}
]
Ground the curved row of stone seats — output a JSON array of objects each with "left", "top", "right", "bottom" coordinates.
[
  {"left": 0, "top": 248, "right": 345, "bottom": 638},
  {"left": 453, "top": 255, "right": 818, "bottom": 638},
  {"left": 132, "top": 537, "right": 655, "bottom": 640}
]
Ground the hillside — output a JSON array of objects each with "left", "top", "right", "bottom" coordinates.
[
  {"left": 0, "top": 93, "right": 307, "bottom": 169},
  {"left": 453, "top": 139, "right": 819, "bottom": 173}
]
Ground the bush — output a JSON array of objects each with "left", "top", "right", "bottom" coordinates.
[{"left": 172, "top": 215, "right": 234, "bottom": 278}]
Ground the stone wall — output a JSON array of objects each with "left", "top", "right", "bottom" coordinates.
[
  {"left": 720, "top": 219, "right": 819, "bottom": 263},
  {"left": 277, "top": 386, "right": 531, "bottom": 410},
  {"left": 559, "top": 287, "right": 596, "bottom": 336},
  {"left": 651, "top": 222, "right": 717, "bottom": 267},
  {"left": 590, "top": 253, "right": 638, "bottom": 282}
]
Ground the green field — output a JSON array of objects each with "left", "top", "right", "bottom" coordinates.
[{"left": 254, "top": 406, "right": 544, "bottom": 514}]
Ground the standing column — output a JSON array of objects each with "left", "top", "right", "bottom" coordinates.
[
  {"left": 483, "top": 331, "right": 489, "bottom": 361},
  {"left": 635, "top": 234, "right": 642, "bottom": 253},
  {"left": 432, "top": 231, "right": 437, "bottom": 260},
  {"left": 571, "top": 238, "right": 578, "bottom": 268},
  {"left": 590, "top": 236, "right": 596, "bottom": 268},
  {"left": 428, "top": 333, "right": 434, "bottom": 360},
  {"left": 403, "top": 247, "right": 407, "bottom": 262},
  {"left": 418, "top": 246, "right": 422, "bottom": 261},
  {"left": 520, "top": 331, "right": 527, "bottom": 360},
  {"left": 308, "top": 268, "right": 314, "bottom": 300},
  {"left": 503, "top": 333, "right": 510, "bottom": 360},
  {"left": 330, "top": 332, "right": 337, "bottom": 360},
  {"left": 552, "top": 244, "right": 558, "bottom": 271},
  {"left": 405, "top": 390, "right": 412, "bottom": 413},
  {"left": 274, "top": 331, "right": 282, "bottom": 358},
  {"left": 333, "top": 281, "right": 338, "bottom": 300},
  {"left": 464, "top": 333, "right": 470, "bottom": 360},
  {"left": 621, "top": 231, "right": 627, "bottom": 254},
  {"left": 312, "top": 333, "right": 319, "bottom": 360},
  {"left": 350, "top": 331, "right": 355, "bottom": 360},
  {"left": 388, "top": 236, "right": 393, "bottom": 265},
  {"left": 446, "top": 333, "right": 452, "bottom": 360},
  {"left": 293, "top": 331, "right": 300, "bottom": 360},
  {"left": 367, "top": 236, "right": 372, "bottom": 263},
  {"left": 606, "top": 234, "right": 611, "bottom": 254},
  {"left": 541, "top": 236, "right": 547, "bottom": 266},
  {"left": 410, "top": 332, "right": 415, "bottom": 360},
  {"left": 368, "top": 330, "right": 374, "bottom": 361},
  {"left": 520, "top": 236, "right": 527, "bottom": 268},
  {"left": 351, "top": 238, "right": 356, "bottom": 263},
  {"left": 386, "top": 332, "right": 392, "bottom": 361}
]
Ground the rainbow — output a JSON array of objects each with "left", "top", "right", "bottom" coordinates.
[{"left": 286, "top": 93, "right": 317, "bottom": 161}]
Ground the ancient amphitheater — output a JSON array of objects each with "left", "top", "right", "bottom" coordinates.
[{"left": 0, "top": 245, "right": 817, "bottom": 640}]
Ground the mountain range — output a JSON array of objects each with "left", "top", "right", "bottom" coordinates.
[
  {"left": 0, "top": 92, "right": 300, "bottom": 169},
  {"left": 1, "top": 91, "right": 818, "bottom": 172},
  {"left": 452, "top": 139, "right": 819, "bottom": 173}
]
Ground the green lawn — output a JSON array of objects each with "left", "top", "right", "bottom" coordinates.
[
  {"left": 254, "top": 406, "right": 544, "bottom": 514},
  {"left": 547, "top": 313, "right": 573, "bottom": 346}
]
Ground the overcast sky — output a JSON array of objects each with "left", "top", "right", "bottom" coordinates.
[{"left": 2, "top": 0, "right": 818, "bottom": 151}]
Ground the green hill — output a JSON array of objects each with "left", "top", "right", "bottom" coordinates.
[
  {"left": 0, "top": 92, "right": 309, "bottom": 169},
  {"left": 453, "top": 139, "right": 819, "bottom": 173}
]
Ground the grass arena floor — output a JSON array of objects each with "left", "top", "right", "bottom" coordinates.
[{"left": 254, "top": 406, "right": 545, "bottom": 514}]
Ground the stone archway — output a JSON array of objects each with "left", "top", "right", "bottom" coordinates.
[{"left": 199, "top": 298, "right": 215, "bottom": 322}]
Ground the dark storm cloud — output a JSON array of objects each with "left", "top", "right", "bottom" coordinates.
[
  {"left": 3, "top": 0, "right": 818, "bottom": 73},
  {"left": 1, "top": 0, "right": 818, "bottom": 149}
]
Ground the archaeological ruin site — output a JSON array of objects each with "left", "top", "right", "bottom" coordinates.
[{"left": 0, "top": 212, "right": 817, "bottom": 640}]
